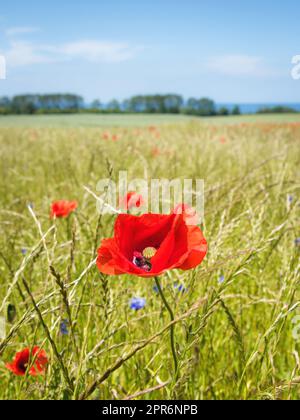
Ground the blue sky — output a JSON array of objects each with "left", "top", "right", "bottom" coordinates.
[{"left": 0, "top": 0, "right": 299, "bottom": 102}]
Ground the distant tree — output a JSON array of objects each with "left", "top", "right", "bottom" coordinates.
[
  {"left": 218, "top": 107, "right": 229, "bottom": 116},
  {"left": 184, "top": 98, "right": 198, "bottom": 115},
  {"left": 106, "top": 99, "right": 121, "bottom": 113},
  {"left": 164, "top": 95, "right": 183, "bottom": 113},
  {"left": 0, "top": 96, "right": 10, "bottom": 107},
  {"left": 91, "top": 99, "right": 102, "bottom": 110},
  {"left": 257, "top": 106, "right": 297, "bottom": 114},
  {"left": 11, "top": 95, "right": 37, "bottom": 114},
  {"left": 0, "top": 96, "right": 11, "bottom": 114},
  {"left": 197, "top": 98, "right": 216, "bottom": 116},
  {"left": 232, "top": 105, "right": 241, "bottom": 115},
  {"left": 9, "top": 94, "right": 83, "bottom": 114},
  {"left": 0, "top": 93, "right": 220, "bottom": 116},
  {"left": 127, "top": 96, "right": 147, "bottom": 113},
  {"left": 183, "top": 97, "right": 216, "bottom": 116},
  {"left": 122, "top": 94, "right": 183, "bottom": 114},
  {"left": 147, "top": 95, "right": 165, "bottom": 113},
  {"left": 122, "top": 99, "right": 132, "bottom": 112}
]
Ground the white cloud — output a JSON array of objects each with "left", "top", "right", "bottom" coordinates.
[
  {"left": 3, "top": 39, "right": 142, "bottom": 67},
  {"left": 5, "top": 41, "right": 56, "bottom": 67},
  {"left": 207, "top": 55, "right": 274, "bottom": 77},
  {"left": 5, "top": 26, "right": 40, "bottom": 37},
  {"left": 59, "top": 40, "right": 140, "bottom": 62}
]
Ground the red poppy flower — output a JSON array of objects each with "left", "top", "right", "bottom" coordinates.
[
  {"left": 172, "top": 203, "right": 199, "bottom": 226},
  {"left": 151, "top": 147, "right": 161, "bottom": 157},
  {"left": 102, "top": 132, "right": 110, "bottom": 140},
  {"left": 50, "top": 200, "right": 78, "bottom": 218},
  {"left": 119, "top": 192, "right": 144, "bottom": 211},
  {"left": 6, "top": 347, "right": 48, "bottom": 376},
  {"left": 97, "top": 213, "right": 207, "bottom": 277}
]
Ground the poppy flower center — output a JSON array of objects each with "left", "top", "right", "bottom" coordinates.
[
  {"left": 19, "top": 361, "right": 28, "bottom": 373},
  {"left": 132, "top": 247, "right": 157, "bottom": 272},
  {"left": 142, "top": 247, "right": 157, "bottom": 259}
]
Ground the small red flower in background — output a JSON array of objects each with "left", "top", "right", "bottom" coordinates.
[
  {"left": 51, "top": 200, "right": 78, "bottom": 218},
  {"left": 172, "top": 203, "right": 199, "bottom": 226},
  {"left": 6, "top": 347, "right": 48, "bottom": 376},
  {"left": 97, "top": 213, "right": 207, "bottom": 277},
  {"left": 220, "top": 136, "right": 227, "bottom": 144},
  {"left": 102, "top": 132, "right": 110, "bottom": 140},
  {"left": 151, "top": 147, "right": 161, "bottom": 157},
  {"left": 148, "top": 126, "right": 160, "bottom": 138},
  {"left": 119, "top": 192, "right": 144, "bottom": 211}
]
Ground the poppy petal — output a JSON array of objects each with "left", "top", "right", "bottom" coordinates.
[{"left": 178, "top": 225, "right": 207, "bottom": 270}]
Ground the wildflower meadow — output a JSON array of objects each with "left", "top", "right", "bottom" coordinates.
[{"left": 0, "top": 115, "right": 299, "bottom": 400}]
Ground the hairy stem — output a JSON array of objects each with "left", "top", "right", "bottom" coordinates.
[{"left": 154, "top": 276, "right": 179, "bottom": 379}]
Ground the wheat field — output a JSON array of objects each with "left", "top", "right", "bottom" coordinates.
[{"left": 0, "top": 115, "right": 299, "bottom": 400}]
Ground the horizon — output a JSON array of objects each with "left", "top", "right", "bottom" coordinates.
[
  {"left": 2, "top": 92, "right": 300, "bottom": 107},
  {"left": 0, "top": 0, "right": 300, "bottom": 102}
]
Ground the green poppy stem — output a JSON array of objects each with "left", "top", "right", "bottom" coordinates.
[{"left": 154, "top": 276, "right": 179, "bottom": 379}]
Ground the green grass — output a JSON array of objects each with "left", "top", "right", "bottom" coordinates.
[
  {"left": 0, "top": 112, "right": 300, "bottom": 127},
  {"left": 0, "top": 113, "right": 194, "bottom": 128},
  {"left": 0, "top": 118, "right": 299, "bottom": 400}
]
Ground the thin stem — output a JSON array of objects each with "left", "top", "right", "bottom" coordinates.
[
  {"left": 49, "top": 265, "right": 79, "bottom": 360},
  {"left": 22, "top": 278, "right": 74, "bottom": 393},
  {"left": 154, "top": 276, "right": 179, "bottom": 379}
]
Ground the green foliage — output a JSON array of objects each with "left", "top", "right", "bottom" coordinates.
[
  {"left": 257, "top": 106, "right": 298, "bottom": 114},
  {"left": 122, "top": 94, "right": 184, "bottom": 114},
  {"left": 0, "top": 94, "right": 217, "bottom": 116},
  {"left": 0, "top": 94, "right": 84, "bottom": 115},
  {"left": 232, "top": 105, "right": 241, "bottom": 115},
  {"left": 183, "top": 97, "right": 216, "bottom": 116},
  {"left": 218, "top": 107, "right": 229, "bottom": 116}
]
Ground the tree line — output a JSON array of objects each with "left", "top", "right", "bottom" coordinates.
[
  {"left": 0, "top": 93, "right": 242, "bottom": 116},
  {"left": 257, "top": 105, "right": 298, "bottom": 114},
  {"left": 0, "top": 94, "right": 84, "bottom": 115}
]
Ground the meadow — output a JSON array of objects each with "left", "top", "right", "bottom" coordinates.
[
  {"left": 1, "top": 112, "right": 300, "bottom": 127},
  {"left": 0, "top": 113, "right": 299, "bottom": 400}
]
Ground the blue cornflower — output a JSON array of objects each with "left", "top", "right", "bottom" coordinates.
[
  {"left": 295, "top": 238, "right": 300, "bottom": 247},
  {"left": 174, "top": 282, "right": 187, "bottom": 293},
  {"left": 153, "top": 285, "right": 159, "bottom": 294},
  {"left": 60, "top": 319, "right": 69, "bottom": 335},
  {"left": 21, "top": 248, "right": 27, "bottom": 255},
  {"left": 218, "top": 275, "right": 225, "bottom": 284},
  {"left": 288, "top": 195, "right": 293, "bottom": 204},
  {"left": 130, "top": 297, "right": 146, "bottom": 311}
]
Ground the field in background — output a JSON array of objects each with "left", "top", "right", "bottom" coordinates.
[
  {"left": 0, "top": 112, "right": 300, "bottom": 127},
  {"left": 0, "top": 116, "right": 299, "bottom": 400}
]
